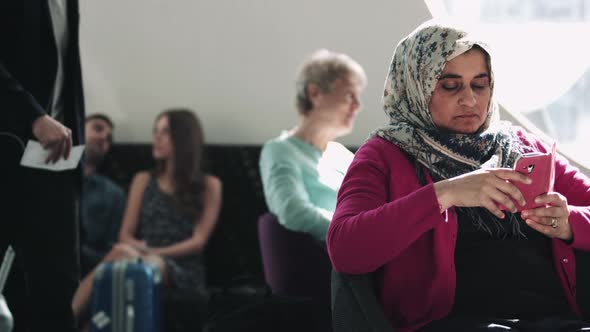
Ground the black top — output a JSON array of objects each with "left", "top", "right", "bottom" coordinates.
[
  {"left": 450, "top": 209, "right": 571, "bottom": 319},
  {"left": 137, "top": 177, "right": 208, "bottom": 298}
]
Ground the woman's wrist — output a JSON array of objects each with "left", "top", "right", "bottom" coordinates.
[
  {"left": 149, "top": 247, "right": 162, "bottom": 255},
  {"left": 434, "top": 180, "right": 453, "bottom": 213}
]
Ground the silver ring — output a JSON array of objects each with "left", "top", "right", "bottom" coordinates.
[{"left": 551, "top": 218, "right": 558, "bottom": 229}]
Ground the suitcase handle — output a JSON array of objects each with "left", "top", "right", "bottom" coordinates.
[{"left": 0, "top": 247, "right": 15, "bottom": 294}]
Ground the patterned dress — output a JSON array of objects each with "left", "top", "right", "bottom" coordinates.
[{"left": 136, "top": 176, "right": 207, "bottom": 298}]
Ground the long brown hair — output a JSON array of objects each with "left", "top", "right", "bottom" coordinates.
[{"left": 154, "top": 109, "right": 207, "bottom": 220}]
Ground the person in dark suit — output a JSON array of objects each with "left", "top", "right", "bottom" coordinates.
[{"left": 0, "top": 1, "right": 85, "bottom": 331}]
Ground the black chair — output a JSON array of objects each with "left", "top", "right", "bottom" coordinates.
[
  {"left": 331, "top": 269, "right": 394, "bottom": 332},
  {"left": 576, "top": 250, "right": 590, "bottom": 317}
]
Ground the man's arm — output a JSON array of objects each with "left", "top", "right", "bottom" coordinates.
[
  {"left": 0, "top": 62, "right": 72, "bottom": 162},
  {"left": 106, "top": 185, "right": 127, "bottom": 248},
  {"left": 0, "top": 61, "right": 45, "bottom": 134}
]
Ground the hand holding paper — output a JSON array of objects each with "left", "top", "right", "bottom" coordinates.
[{"left": 20, "top": 140, "right": 85, "bottom": 171}]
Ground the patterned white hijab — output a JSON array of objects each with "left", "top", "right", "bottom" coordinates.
[{"left": 372, "top": 20, "right": 527, "bottom": 181}]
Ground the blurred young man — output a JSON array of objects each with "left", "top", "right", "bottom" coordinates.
[{"left": 80, "top": 114, "right": 125, "bottom": 275}]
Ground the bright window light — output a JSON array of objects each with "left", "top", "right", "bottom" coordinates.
[{"left": 425, "top": 0, "right": 590, "bottom": 166}]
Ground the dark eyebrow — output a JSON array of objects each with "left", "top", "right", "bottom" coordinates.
[{"left": 439, "top": 73, "right": 489, "bottom": 80}]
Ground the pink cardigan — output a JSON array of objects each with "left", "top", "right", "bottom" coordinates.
[{"left": 327, "top": 133, "right": 590, "bottom": 332}]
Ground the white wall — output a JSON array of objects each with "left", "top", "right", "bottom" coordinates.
[{"left": 80, "top": 1, "right": 431, "bottom": 145}]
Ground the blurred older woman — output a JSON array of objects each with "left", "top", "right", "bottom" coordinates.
[{"left": 259, "top": 49, "right": 367, "bottom": 242}]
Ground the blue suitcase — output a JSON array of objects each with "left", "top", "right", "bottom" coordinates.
[{"left": 90, "top": 259, "right": 162, "bottom": 332}]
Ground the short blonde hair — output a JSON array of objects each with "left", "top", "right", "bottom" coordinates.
[{"left": 295, "top": 49, "right": 367, "bottom": 114}]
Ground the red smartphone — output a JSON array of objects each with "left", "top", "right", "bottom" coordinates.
[{"left": 500, "top": 143, "right": 556, "bottom": 212}]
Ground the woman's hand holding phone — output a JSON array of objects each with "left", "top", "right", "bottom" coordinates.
[
  {"left": 434, "top": 168, "right": 531, "bottom": 219},
  {"left": 435, "top": 144, "right": 557, "bottom": 220},
  {"left": 522, "top": 192, "right": 573, "bottom": 241},
  {"left": 505, "top": 151, "right": 553, "bottom": 211}
]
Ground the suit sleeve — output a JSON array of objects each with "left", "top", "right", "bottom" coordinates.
[{"left": 0, "top": 61, "right": 46, "bottom": 135}]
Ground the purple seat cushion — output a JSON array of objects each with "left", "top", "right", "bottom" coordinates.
[{"left": 257, "top": 212, "right": 331, "bottom": 305}]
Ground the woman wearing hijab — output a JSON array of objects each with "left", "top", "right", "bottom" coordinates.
[{"left": 327, "top": 20, "right": 590, "bottom": 331}]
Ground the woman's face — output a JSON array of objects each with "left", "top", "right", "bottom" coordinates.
[
  {"left": 152, "top": 115, "right": 173, "bottom": 161},
  {"left": 428, "top": 48, "right": 491, "bottom": 134},
  {"left": 309, "top": 76, "right": 363, "bottom": 136}
]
